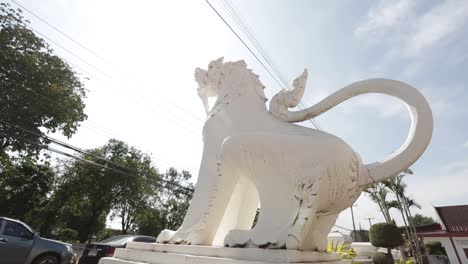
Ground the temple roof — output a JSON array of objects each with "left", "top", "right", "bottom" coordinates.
[{"left": 435, "top": 205, "right": 468, "bottom": 232}]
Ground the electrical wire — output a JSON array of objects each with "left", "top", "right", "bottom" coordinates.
[
  {"left": 27, "top": 27, "right": 112, "bottom": 78},
  {"left": 8, "top": 0, "right": 206, "bottom": 126},
  {"left": 9, "top": 0, "right": 108, "bottom": 62},
  {"left": 206, "top": 0, "right": 321, "bottom": 130},
  {"left": 0, "top": 120, "right": 195, "bottom": 195},
  {"left": 219, "top": 0, "right": 322, "bottom": 130}
]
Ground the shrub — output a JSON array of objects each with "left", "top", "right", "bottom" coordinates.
[
  {"left": 373, "top": 252, "right": 394, "bottom": 264},
  {"left": 425, "top": 241, "right": 447, "bottom": 256},
  {"left": 369, "top": 222, "right": 404, "bottom": 248},
  {"left": 57, "top": 228, "right": 78, "bottom": 242}
]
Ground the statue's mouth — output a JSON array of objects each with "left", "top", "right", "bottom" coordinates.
[{"left": 195, "top": 68, "right": 208, "bottom": 86}]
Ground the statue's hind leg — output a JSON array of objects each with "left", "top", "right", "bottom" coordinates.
[
  {"left": 225, "top": 135, "right": 323, "bottom": 249},
  {"left": 302, "top": 213, "right": 340, "bottom": 251},
  {"left": 224, "top": 179, "right": 297, "bottom": 248},
  {"left": 286, "top": 173, "right": 321, "bottom": 250},
  {"left": 212, "top": 176, "right": 259, "bottom": 246}
]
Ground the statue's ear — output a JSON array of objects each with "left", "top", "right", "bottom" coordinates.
[
  {"left": 215, "top": 57, "right": 224, "bottom": 64},
  {"left": 235, "top": 60, "right": 247, "bottom": 68}
]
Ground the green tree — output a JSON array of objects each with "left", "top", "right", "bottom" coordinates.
[
  {"left": 133, "top": 207, "right": 164, "bottom": 237},
  {"left": 156, "top": 168, "right": 194, "bottom": 230},
  {"left": 105, "top": 140, "right": 161, "bottom": 234},
  {"left": 0, "top": 3, "right": 86, "bottom": 155},
  {"left": 44, "top": 139, "right": 160, "bottom": 242},
  {"left": 0, "top": 154, "right": 55, "bottom": 229},
  {"left": 410, "top": 214, "right": 437, "bottom": 226},
  {"left": 133, "top": 168, "right": 194, "bottom": 236},
  {"left": 365, "top": 182, "right": 392, "bottom": 222}
]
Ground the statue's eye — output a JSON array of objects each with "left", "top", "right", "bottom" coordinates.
[{"left": 209, "top": 65, "right": 213, "bottom": 69}]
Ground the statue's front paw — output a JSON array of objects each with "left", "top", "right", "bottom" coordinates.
[
  {"left": 168, "top": 222, "right": 209, "bottom": 245},
  {"left": 156, "top": 229, "right": 176, "bottom": 243},
  {"left": 224, "top": 229, "right": 251, "bottom": 247},
  {"left": 225, "top": 229, "right": 286, "bottom": 249}
]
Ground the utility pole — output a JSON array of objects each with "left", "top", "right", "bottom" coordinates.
[
  {"left": 365, "top": 217, "right": 375, "bottom": 227},
  {"left": 350, "top": 204, "right": 358, "bottom": 241}
]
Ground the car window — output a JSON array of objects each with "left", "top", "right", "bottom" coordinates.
[
  {"left": 103, "top": 236, "right": 135, "bottom": 246},
  {"left": 3, "top": 221, "right": 33, "bottom": 239},
  {"left": 99, "top": 235, "right": 129, "bottom": 243},
  {"left": 133, "top": 236, "right": 156, "bottom": 243}
]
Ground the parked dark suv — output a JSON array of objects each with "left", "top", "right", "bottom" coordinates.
[{"left": 0, "top": 217, "right": 76, "bottom": 264}]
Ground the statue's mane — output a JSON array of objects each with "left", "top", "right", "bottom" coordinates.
[{"left": 220, "top": 60, "right": 267, "bottom": 102}]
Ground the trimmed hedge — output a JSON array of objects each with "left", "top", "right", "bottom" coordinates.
[{"left": 369, "top": 222, "right": 404, "bottom": 248}]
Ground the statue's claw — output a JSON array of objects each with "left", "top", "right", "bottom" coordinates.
[
  {"left": 156, "top": 229, "right": 176, "bottom": 243},
  {"left": 157, "top": 222, "right": 209, "bottom": 245}
]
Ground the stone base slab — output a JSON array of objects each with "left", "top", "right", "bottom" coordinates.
[{"left": 99, "top": 242, "right": 347, "bottom": 264}]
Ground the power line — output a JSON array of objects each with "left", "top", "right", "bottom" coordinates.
[
  {"left": 220, "top": 0, "right": 290, "bottom": 88},
  {"left": 204, "top": 0, "right": 284, "bottom": 90},
  {"left": 0, "top": 119, "right": 136, "bottom": 173},
  {"left": 0, "top": 120, "right": 195, "bottom": 195},
  {"left": 206, "top": 0, "right": 321, "bottom": 130},
  {"left": 9, "top": 0, "right": 206, "bottom": 126},
  {"left": 9, "top": 0, "right": 107, "bottom": 62},
  {"left": 27, "top": 27, "right": 111, "bottom": 78},
  {"left": 222, "top": 0, "right": 321, "bottom": 130}
]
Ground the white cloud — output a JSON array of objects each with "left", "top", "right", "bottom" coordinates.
[
  {"left": 407, "top": 159, "right": 468, "bottom": 210},
  {"left": 464, "top": 141, "right": 468, "bottom": 148},
  {"left": 344, "top": 93, "right": 407, "bottom": 118},
  {"left": 354, "top": 0, "right": 417, "bottom": 38},
  {"left": 355, "top": 0, "right": 468, "bottom": 77},
  {"left": 406, "top": 0, "right": 468, "bottom": 57}
]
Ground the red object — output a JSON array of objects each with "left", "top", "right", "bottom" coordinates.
[
  {"left": 435, "top": 205, "right": 468, "bottom": 232},
  {"left": 104, "top": 247, "right": 116, "bottom": 257}
]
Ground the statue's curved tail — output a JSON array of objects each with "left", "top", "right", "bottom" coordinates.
[{"left": 271, "top": 78, "right": 433, "bottom": 187}]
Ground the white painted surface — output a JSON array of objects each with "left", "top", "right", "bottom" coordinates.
[
  {"left": 157, "top": 58, "right": 433, "bottom": 251},
  {"left": 424, "top": 237, "right": 461, "bottom": 264},
  {"left": 453, "top": 237, "right": 468, "bottom": 264},
  {"left": 351, "top": 242, "right": 377, "bottom": 259},
  {"left": 108, "top": 58, "right": 432, "bottom": 263},
  {"left": 99, "top": 243, "right": 345, "bottom": 264}
]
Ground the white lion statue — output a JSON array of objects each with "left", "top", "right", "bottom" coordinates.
[{"left": 157, "top": 58, "right": 432, "bottom": 251}]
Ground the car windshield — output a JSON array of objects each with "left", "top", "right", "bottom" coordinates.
[{"left": 99, "top": 236, "right": 135, "bottom": 246}]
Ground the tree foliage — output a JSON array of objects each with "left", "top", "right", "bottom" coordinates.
[
  {"left": 0, "top": 154, "right": 55, "bottom": 229},
  {"left": 366, "top": 169, "right": 425, "bottom": 262},
  {"left": 0, "top": 3, "right": 86, "bottom": 155},
  {"left": 133, "top": 168, "right": 194, "bottom": 236},
  {"left": 369, "top": 222, "right": 404, "bottom": 248},
  {"left": 48, "top": 139, "right": 161, "bottom": 242},
  {"left": 0, "top": 3, "right": 193, "bottom": 243},
  {"left": 410, "top": 214, "right": 437, "bottom": 226},
  {"left": 106, "top": 140, "right": 161, "bottom": 234}
]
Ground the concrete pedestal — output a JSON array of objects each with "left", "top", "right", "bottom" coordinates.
[{"left": 99, "top": 243, "right": 347, "bottom": 264}]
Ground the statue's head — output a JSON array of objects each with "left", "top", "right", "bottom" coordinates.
[
  {"left": 195, "top": 57, "right": 224, "bottom": 98},
  {"left": 195, "top": 57, "right": 266, "bottom": 99}
]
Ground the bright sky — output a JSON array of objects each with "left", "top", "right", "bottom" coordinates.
[{"left": 12, "top": 0, "right": 468, "bottom": 232}]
